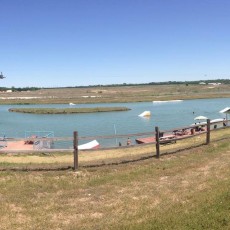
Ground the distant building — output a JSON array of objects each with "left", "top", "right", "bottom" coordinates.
[{"left": 199, "top": 82, "right": 206, "bottom": 85}]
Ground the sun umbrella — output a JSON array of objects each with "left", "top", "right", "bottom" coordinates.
[{"left": 194, "top": 116, "right": 208, "bottom": 121}]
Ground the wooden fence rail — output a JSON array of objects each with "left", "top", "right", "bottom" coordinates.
[
  {"left": 0, "top": 119, "right": 228, "bottom": 171},
  {"left": 73, "top": 131, "right": 78, "bottom": 171},
  {"left": 72, "top": 119, "right": 229, "bottom": 170}
]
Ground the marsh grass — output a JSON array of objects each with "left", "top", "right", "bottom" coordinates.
[
  {"left": 1, "top": 84, "right": 229, "bottom": 104},
  {"left": 8, "top": 107, "right": 130, "bottom": 114}
]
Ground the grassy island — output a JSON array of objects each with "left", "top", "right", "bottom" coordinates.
[{"left": 8, "top": 107, "right": 131, "bottom": 114}]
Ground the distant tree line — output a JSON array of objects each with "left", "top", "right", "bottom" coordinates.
[
  {"left": 0, "top": 87, "right": 40, "bottom": 92},
  {"left": 14, "top": 87, "right": 40, "bottom": 92},
  {"left": 56, "top": 78, "right": 230, "bottom": 88},
  {"left": 1, "top": 79, "right": 229, "bottom": 91},
  {"left": 148, "top": 79, "right": 230, "bottom": 85}
]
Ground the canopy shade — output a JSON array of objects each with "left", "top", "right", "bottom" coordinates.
[
  {"left": 219, "top": 107, "right": 230, "bottom": 114},
  {"left": 219, "top": 107, "right": 230, "bottom": 122},
  {"left": 194, "top": 116, "right": 208, "bottom": 120}
]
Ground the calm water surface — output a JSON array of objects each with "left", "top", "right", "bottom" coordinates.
[{"left": 0, "top": 98, "right": 229, "bottom": 146}]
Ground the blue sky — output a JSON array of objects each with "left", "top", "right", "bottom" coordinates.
[{"left": 1, "top": 0, "right": 230, "bottom": 87}]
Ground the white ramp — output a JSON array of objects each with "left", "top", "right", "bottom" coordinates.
[
  {"left": 78, "top": 140, "right": 99, "bottom": 150},
  {"left": 138, "top": 111, "right": 151, "bottom": 117}
]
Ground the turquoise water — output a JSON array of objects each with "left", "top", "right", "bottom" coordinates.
[{"left": 0, "top": 98, "right": 229, "bottom": 147}]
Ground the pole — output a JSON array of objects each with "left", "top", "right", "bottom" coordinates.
[
  {"left": 206, "top": 119, "right": 210, "bottom": 145},
  {"left": 155, "top": 126, "right": 160, "bottom": 158},
  {"left": 73, "top": 131, "right": 78, "bottom": 171},
  {"left": 114, "top": 124, "right": 118, "bottom": 146}
]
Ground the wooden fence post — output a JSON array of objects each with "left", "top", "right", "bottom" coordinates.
[
  {"left": 206, "top": 119, "right": 210, "bottom": 145},
  {"left": 73, "top": 131, "right": 78, "bottom": 171},
  {"left": 155, "top": 126, "right": 160, "bottom": 158}
]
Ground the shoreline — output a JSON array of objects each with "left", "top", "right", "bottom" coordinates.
[{"left": 1, "top": 95, "right": 230, "bottom": 106}]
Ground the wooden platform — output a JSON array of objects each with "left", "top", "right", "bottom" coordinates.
[
  {"left": 0, "top": 141, "right": 34, "bottom": 151},
  {"left": 135, "top": 129, "right": 206, "bottom": 145},
  {"left": 135, "top": 137, "right": 155, "bottom": 144}
]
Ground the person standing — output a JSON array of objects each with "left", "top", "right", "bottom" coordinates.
[{"left": 127, "top": 137, "right": 131, "bottom": 146}]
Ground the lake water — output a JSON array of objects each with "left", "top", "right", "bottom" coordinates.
[{"left": 0, "top": 98, "right": 229, "bottom": 147}]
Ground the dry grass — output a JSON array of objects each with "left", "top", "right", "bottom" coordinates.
[
  {"left": 0, "top": 137, "right": 230, "bottom": 229},
  {"left": 0, "top": 84, "right": 229, "bottom": 104}
]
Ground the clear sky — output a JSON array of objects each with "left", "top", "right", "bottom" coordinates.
[{"left": 1, "top": 0, "right": 230, "bottom": 87}]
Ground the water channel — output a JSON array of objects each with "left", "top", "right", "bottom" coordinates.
[{"left": 0, "top": 98, "right": 229, "bottom": 147}]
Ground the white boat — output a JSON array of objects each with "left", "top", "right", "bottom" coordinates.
[
  {"left": 210, "top": 118, "right": 224, "bottom": 123},
  {"left": 190, "top": 121, "right": 207, "bottom": 127},
  {"left": 210, "top": 118, "right": 225, "bottom": 129},
  {"left": 78, "top": 140, "right": 99, "bottom": 150},
  {"left": 190, "top": 118, "right": 225, "bottom": 129},
  {"left": 69, "top": 103, "right": 76, "bottom": 106}
]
